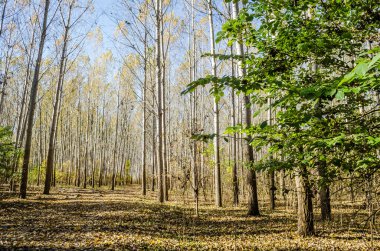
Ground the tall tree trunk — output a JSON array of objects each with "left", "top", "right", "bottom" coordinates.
[
  {"left": 318, "top": 160, "right": 331, "bottom": 221},
  {"left": 91, "top": 105, "right": 97, "bottom": 188},
  {"left": 37, "top": 102, "right": 43, "bottom": 187},
  {"left": 68, "top": 112, "right": 74, "bottom": 185},
  {"left": 0, "top": 0, "right": 7, "bottom": 38},
  {"left": 44, "top": 4, "right": 72, "bottom": 194},
  {"left": 99, "top": 97, "right": 106, "bottom": 187},
  {"left": 152, "top": 106, "right": 156, "bottom": 192},
  {"left": 208, "top": 0, "right": 222, "bottom": 208},
  {"left": 10, "top": 24, "right": 36, "bottom": 191},
  {"left": 161, "top": 14, "right": 168, "bottom": 201},
  {"left": 76, "top": 88, "right": 82, "bottom": 187},
  {"left": 268, "top": 98, "right": 276, "bottom": 210},
  {"left": 190, "top": 0, "right": 199, "bottom": 214},
  {"left": 319, "top": 180, "right": 331, "bottom": 222},
  {"left": 230, "top": 42, "right": 239, "bottom": 206},
  {"left": 155, "top": 0, "right": 164, "bottom": 203},
  {"left": 0, "top": 30, "right": 15, "bottom": 116},
  {"left": 84, "top": 89, "right": 91, "bottom": 189},
  {"left": 19, "top": 0, "right": 50, "bottom": 199},
  {"left": 112, "top": 87, "right": 121, "bottom": 191},
  {"left": 141, "top": 23, "right": 148, "bottom": 195},
  {"left": 233, "top": 2, "right": 259, "bottom": 215}
]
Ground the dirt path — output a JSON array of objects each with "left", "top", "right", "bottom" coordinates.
[{"left": 0, "top": 185, "right": 378, "bottom": 250}]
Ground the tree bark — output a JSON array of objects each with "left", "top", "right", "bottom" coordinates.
[
  {"left": 0, "top": 0, "right": 7, "bottom": 38},
  {"left": 141, "top": 21, "right": 148, "bottom": 195},
  {"left": 44, "top": 4, "right": 72, "bottom": 194},
  {"left": 20, "top": 0, "right": 50, "bottom": 199},
  {"left": 233, "top": 2, "right": 259, "bottom": 215},
  {"left": 230, "top": 39, "right": 239, "bottom": 206},
  {"left": 112, "top": 87, "right": 121, "bottom": 191},
  {"left": 155, "top": 0, "right": 164, "bottom": 203},
  {"left": 295, "top": 165, "right": 314, "bottom": 236},
  {"left": 318, "top": 163, "right": 331, "bottom": 221},
  {"left": 161, "top": 12, "right": 168, "bottom": 201},
  {"left": 268, "top": 98, "right": 276, "bottom": 210},
  {"left": 190, "top": 0, "right": 199, "bottom": 214},
  {"left": 208, "top": 0, "right": 222, "bottom": 208}
]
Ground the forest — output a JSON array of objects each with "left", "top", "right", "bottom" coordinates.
[{"left": 0, "top": 0, "right": 379, "bottom": 250}]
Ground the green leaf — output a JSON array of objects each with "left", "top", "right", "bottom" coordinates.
[
  {"left": 335, "top": 90, "right": 345, "bottom": 100},
  {"left": 354, "top": 61, "right": 369, "bottom": 77},
  {"left": 260, "top": 121, "right": 268, "bottom": 129},
  {"left": 368, "top": 52, "right": 380, "bottom": 69}
]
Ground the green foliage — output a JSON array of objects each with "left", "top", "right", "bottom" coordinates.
[
  {"left": 190, "top": 133, "right": 216, "bottom": 143},
  {"left": 185, "top": 0, "right": 380, "bottom": 185},
  {"left": 0, "top": 126, "right": 18, "bottom": 181},
  {"left": 124, "top": 159, "right": 132, "bottom": 183},
  {"left": 29, "top": 161, "right": 45, "bottom": 184}
]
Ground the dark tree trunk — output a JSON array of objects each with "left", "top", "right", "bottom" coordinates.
[
  {"left": 233, "top": 2, "right": 259, "bottom": 216},
  {"left": 19, "top": 0, "right": 50, "bottom": 199},
  {"left": 318, "top": 165, "right": 331, "bottom": 221},
  {"left": 44, "top": 4, "right": 72, "bottom": 194},
  {"left": 0, "top": 0, "right": 8, "bottom": 38},
  {"left": 269, "top": 170, "right": 276, "bottom": 210},
  {"left": 296, "top": 166, "right": 314, "bottom": 236}
]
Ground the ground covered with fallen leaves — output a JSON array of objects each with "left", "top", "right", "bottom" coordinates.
[{"left": 0, "top": 185, "right": 378, "bottom": 250}]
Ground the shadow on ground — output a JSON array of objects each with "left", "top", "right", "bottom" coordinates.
[{"left": 0, "top": 186, "right": 378, "bottom": 250}]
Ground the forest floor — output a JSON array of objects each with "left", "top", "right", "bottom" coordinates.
[{"left": 0, "top": 185, "right": 379, "bottom": 250}]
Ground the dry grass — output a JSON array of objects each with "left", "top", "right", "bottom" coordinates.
[{"left": 0, "top": 185, "right": 378, "bottom": 250}]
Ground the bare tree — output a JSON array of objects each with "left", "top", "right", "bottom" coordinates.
[
  {"left": 20, "top": 0, "right": 51, "bottom": 199},
  {"left": 44, "top": 1, "right": 74, "bottom": 195},
  {"left": 0, "top": 0, "right": 7, "bottom": 38},
  {"left": 155, "top": 0, "right": 164, "bottom": 203}
]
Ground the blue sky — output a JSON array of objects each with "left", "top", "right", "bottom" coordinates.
[
  {"left": 89, "top": 0, "right": 118, "bottom": 55},
  {"left": 85, "top": 0, "right": 230, "bottom": 82}
]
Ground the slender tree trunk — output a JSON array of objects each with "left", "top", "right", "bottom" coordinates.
[
  {"left": 152, "top": 107, "right": 156, "bottom": 192},
  {"left": 155, "top": 0, "right": 164, "bottom": 203},
  {"left": 208, "top": 0, "right": 222, "bottom": 208},
  {"left": 349, "top": 174, "right": 355, "bottom": 203},
  {"left": 10, "top": 23, "right": 36, "bottom": 191},
  {"left": 0, "top": 31, "right": 15, "bottom": 116},
  {"left": 84, "top": 89, "right": 91, "bottom": 189},
  {"left": 0, "top": 0, "right": 7, "bottom": 38},
  {"left": 68, "top": 112, "right": 74, "bottom": 185},
  {"left": 37, "top": 102, "right": 43, "bottom": 187},
  {"left": 281, "top": 168, "right": 287, "bottom": 205},
  {"left": 76, "top": 89, "right": 82, "bottom": 187},
  {"left": 141, "top": 25, "right": 148, "bottom": 195},
  {"left": 44, "top": 5, "right": 72, "bottom": 194},
  {"left": 99, "top": 97, "right": 106, "bottom": 187},
  {"left": 161, "top": 14, "right": 168, "bottom": 201},
  {"left": 233, "top": 2, "right": 259, "bottom": 215},
  {"left": 268, "top": 98, "right": 276, "bottom": 210},
  {"left": 230, "top": 43, "right": 239, "bottom": 206},
  {"left": 318, "top": 161, "right": 331, "bottom": 221},
  {"left": 112, "top": 87, "right": 121, "bottom": 191},
  {"left": 91, "top": 105, "right": 97, "bottom": 188},
  {"left": 190, "top": 0, "right": 199, "bottom": 215},
  {"left": 19, "top": 0, "right": 50, "bottom": 199},
  {"left": 365, "top": 174, "right": 374, "bottom": 223}
]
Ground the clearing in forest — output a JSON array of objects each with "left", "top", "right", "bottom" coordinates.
[{"left": 0, "top": 185, "right": 378, "bottom": 250}]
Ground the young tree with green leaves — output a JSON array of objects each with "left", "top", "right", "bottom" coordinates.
[
  {"left": 0, "top": 126, "right": 17, "bottom": 183},
  {"left": 185, "top": 0, "right": 380, "bottom": 235}
]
